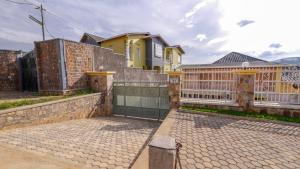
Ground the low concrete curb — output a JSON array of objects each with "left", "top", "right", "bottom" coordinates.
[
  {"left": 131, "top": 109, "right": 177, "bottom": 169},
  {"left": 179, "top": 109, "right": 300, "bottom": 127}
]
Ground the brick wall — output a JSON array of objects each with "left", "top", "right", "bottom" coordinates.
[
  {"left": 0, "top": 50, "right": 22, "bottom": 91},
  {"left": 35, "top": 40, "right": 62, "bottom": 92},
  {"left": 35, "top": 39, "right": 168, "bottom": 94},
  {"left": 0, "top": 93, "right": 105, "bottom": 130},
  {"left": 64, "top": 40, "right": 94, "bottom": 90}
]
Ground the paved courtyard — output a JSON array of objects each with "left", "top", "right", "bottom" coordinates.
[
  {"left": 0, "top": 117, "right": 159, "bottom": 169},
  {"left": 171, "top": 112, "right": 300, "bottom": 169}
]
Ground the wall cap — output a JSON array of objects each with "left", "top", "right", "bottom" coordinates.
[
  {"left": 149, "top": 135, "right": 176, "bottom": 150},
  {"left": 86, "top": 71, "right": 116, "bottom": 76},
  {"left": 236, "top": 69, "right": 257, "bottom": 75},
  {"left": 0, "top": 93, "right": 101, "bottom": 115},
  {"left": 166, "top": 71, "right": 183, "bottom": 76}
]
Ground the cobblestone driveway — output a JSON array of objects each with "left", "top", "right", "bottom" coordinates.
[
  {"left": 0, "top": 117, "right": 159, "bottom": 169},
  {"left": 171, "top": 112, "right": 300, "bottom": 169}
]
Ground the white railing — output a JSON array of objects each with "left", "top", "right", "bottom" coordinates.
[
  {"left": 181, "top": 68, "right": 237, "bottom": 104},
  {"left": 254, "top": 66, "right": 300, "bottom": 105},
  {"left": 181, "top": 65, "right": 300, "bottom": 106}
]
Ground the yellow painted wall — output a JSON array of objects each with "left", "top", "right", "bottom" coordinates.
[
  {"left": 164, "top": 48, "right": 172, "bottom": 72},
  {"left": 100, "top": 35, "right": 147, "bottom": 68},
  {"left": 100, "top": 36, "right": 127, "bottom": 55},
  {"left": 164, "top": 47, "right": 182, "bottom": 72},
  {"left": 128, "top": 36, "right": 147, "bottom": 68}
]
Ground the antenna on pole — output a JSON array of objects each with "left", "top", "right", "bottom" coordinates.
[{"left": 28, "top": 4, "right": 45, "bottom": 40}]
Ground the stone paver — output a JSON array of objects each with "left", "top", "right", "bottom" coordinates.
[
  {"left": 0, "top": 117, "right": 159, "bottom": 169},
  {"left": 171, "top": 112, "right": 300, "bottom": 169}
]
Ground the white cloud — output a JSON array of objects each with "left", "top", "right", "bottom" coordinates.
[
  {"left": 1, "top": 0, "right": 300, "bottom": 64},
  {"left": 207, "top": 37, "right": 227, "bottom": 46},
  {"left": 0, "top": 27, "right": 41, "bottom": 43},
  {"left": 186, "top": 24, "right": 194, "bottom": 28},
  {"left": 195, "top": 33, "right": 207, "bottom": 42},
  {"left": 185, "top": 0, "right": 213, "bottom": 18},
  {"left": 218, "top": 0, "right": 300, "bottom": 57}
]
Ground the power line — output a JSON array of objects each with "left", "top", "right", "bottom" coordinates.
[
  {"left": 3, "top": 0, "right": 38, "bottom": 7},
  {"left": 4, "top": 0, "right": 86, "bottom": 39},
  {"left": 44, "top": 23, "right": 55, "bottom": 38},
  {"left": 44, "top": 9, "right": 86, "bottom": 34}
]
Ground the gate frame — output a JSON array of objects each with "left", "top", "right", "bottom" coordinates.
[{"left": 112, "top": 81, "right": 170, "bottom": 120}]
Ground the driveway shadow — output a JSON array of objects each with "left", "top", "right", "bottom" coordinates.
[
  {"left": 194, "top": 115, "right": 237, "bottom": 129},
  {"left": 98, "top": 116, "right": 160, "bottom": 132}
]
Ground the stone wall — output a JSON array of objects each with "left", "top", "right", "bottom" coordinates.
[
  {"left": 64, "top": 40, "right": 94, "bottom": 90},
  {"left": 0, "top": 50, "right": 23, "bottom": 91},
  {"left": 0, "top": 93, "right": 105, "bottom": 130},
  {"left": 35, "top": 40, "right": 63, "bottom": 92},
  {"left": 35, "top": 39, "right": 168, "bottom": 94}
]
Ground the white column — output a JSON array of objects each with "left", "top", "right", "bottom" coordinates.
[{"left": 125, "top": 40, "right": 130, "bottom": 67}]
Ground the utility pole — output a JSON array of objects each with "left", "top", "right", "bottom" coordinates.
[
  {"left": 40, "top": 4, "right": 45, "bottom": 41},
  {"left": 28, "top": 4, "right": 45, "bottom": 41}
]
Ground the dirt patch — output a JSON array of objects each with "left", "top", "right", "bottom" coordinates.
[{"left": 0, "top": 144, "right": 86, "bottom": 169}]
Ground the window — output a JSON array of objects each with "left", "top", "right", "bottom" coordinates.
[
  {"left": 178, "top": 55, "right": 181, "bottom": 64},
  {"left": 129, "top": 41, "right": 133, "bottom": 61},
  {"left": 154, "top": 43, "right": 162, "bottom": 57},
  {"left": 136, "top": 47, "right": 141, "bottom": 64},
  {"left": 166, "top": 51, "right": 170, "bottom": 61},
  {"left": 129, "top": 46, "right": 133, "bottom": 61}
]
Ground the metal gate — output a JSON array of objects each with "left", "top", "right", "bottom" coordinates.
[{"left": 113, "top": 82, "right": 170, "bottom": 120}]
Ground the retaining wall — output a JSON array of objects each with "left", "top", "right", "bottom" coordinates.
[
  {"left": 181, "top": 102, "right": 300, "bottom": 118},
  {"left": 0, "top": 93, "right": 105, "bottom": 130}
]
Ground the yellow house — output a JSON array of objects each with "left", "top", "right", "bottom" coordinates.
[
  {"left": 99, "top": 32, "right": 150, "bottom": 68},
  {"left": 164, "top": 45, "right": 185, "bottom": 72},
  {"left": 80, "top": 32, "right": 185, "bottom": 72}
]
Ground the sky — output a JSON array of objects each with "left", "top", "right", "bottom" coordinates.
[{"left": 0, "top": 0, "right": 300, "bottom": 64}]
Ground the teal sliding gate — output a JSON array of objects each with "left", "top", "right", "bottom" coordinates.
[{"left": 113, "top": 82, "right": 170, "bottom": 120}]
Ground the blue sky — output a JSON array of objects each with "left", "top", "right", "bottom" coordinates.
[{"left": 1, "top": 0, "right": 300, "bottom": 64}]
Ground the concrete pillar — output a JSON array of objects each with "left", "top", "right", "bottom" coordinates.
[
  {"left": 167, "top": 71, "right": 182, "bottom": 109},
  {"left": 86, "top": 71, "right": 115, "bottom": 116},
  {"left": 236, "top": 70, "right": 257, "bottom": 111},
  {"left": 149, "top": 135, "right": 176, "bottom": 169}
]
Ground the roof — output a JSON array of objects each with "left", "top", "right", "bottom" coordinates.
[
  {"left": 181, "top": 52, "right": 292, "bottom": 69},
  {"left": 0, "top": 49, "right": 25, "bottom": 54},
  {"left": 144, "top": 34, "right": 169, "bottom": 46},
  {"left": 80, "top": 33, "right": 105, "bottom": 43},
  {"left": 99, "top": 32, "right": 150, "bottom": 42},
  {"left": 169, "top": 45, "right": 185, "bottom": 54},
  {"left": 213, "top": 52, "right": 267, "bottom": 64},
  {"left": 181, "top": 61, "right": 288, "bottom": 69}
]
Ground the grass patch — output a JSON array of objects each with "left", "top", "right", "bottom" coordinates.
[
  {"left": 0, "top": 89, "right": 95, "bottom": 111},
  {"left": 181, "top": 106, "right": 300, "bottom": 123}
]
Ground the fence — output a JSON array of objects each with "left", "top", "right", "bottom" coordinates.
[
  {"left": 254, "top": 66, "right": 300, "bottom": 105},
  {"left": 181, "top": 68, "right": 237, "bottom": 103},
  {"left": 181, "top": 65, "right": 300, "bottom": 106}
]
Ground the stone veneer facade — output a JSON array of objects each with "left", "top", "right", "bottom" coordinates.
[
  {"left": 0, "top": 50, "right": 23, "bottom": 91},
  {"left": 35, "top": 39, "right": 168, "bottom": 94},
  {"left": 0, "top": 93, "right": 105, "bottom": 130}
]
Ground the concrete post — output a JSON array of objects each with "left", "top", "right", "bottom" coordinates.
[
  {"left": 167, "top": 71, "right": 182, "bottom": 109},
  {"left": 149, "top": 135, "right": 176, "bottom": 169},
  {"left": 86, "top": 71, "right": 115, "bottom": 116},
  {"left": 236, "top": 70, "right": 257, "bottom": 111}
]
